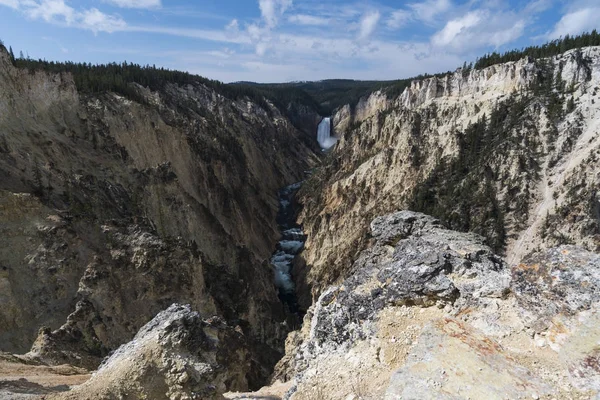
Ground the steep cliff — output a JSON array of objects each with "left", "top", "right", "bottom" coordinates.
[
  {"left": 298, "top": 47, "right": 600, "bottom": 299},
  {"left": 0, "top": 45, "right": 319, "bottom": 388}
]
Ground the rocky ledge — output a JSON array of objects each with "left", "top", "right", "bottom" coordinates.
[{"left": 267, "top": 211, "right": 600, "bottom": 399}]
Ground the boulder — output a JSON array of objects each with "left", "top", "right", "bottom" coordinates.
[{"left": 56, "top": 304, "right": 249, "bottom": 400}]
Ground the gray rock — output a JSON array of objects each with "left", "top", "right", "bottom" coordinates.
[
  {"left": 286, "top": 211, "right": 511, "bottom": 375},
  {"left": 58, "top": 304, "right": 249, "bottom": 400},
  {"left": 512, "top": 245, "right": 600, "bottom": 331},
  {"left": 511, "top": 246, "right": 600, "bottom": 392}
]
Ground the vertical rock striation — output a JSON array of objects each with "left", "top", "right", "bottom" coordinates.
[{"left": 0, "top": 45, "right": 319, "bottom": 388}]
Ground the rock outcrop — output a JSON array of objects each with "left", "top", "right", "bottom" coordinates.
[
  {"left": 384, "top": 318, "right": 550, "bottom": 400},
  {"left": 298, "top": 47, "right": 600, "bottom": 301},
  {"left": 331, "top": 90, "right": 390, "bottom": 135},
  {"left": 269, "top": 211, "right": 600, "bottom": 399},
  {"left": 54, "top": 304, "right": 248, "bottom": 400}
]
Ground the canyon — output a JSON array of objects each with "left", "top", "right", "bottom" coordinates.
[
  {"left": 0, "top": 43, "right": 320, "bottom": 393},
  {"left": 0, "top": 41, "right": 599, "bottom": 400}
]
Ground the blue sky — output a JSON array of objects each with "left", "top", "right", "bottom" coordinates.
[{"left": 0, "top": 0, "right": 599, "bottom": 82}]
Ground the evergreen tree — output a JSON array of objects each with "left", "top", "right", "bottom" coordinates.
[
  {"left": 567, "top": 97, "right": 576, "bottom": 113},
  {"left": 474, "top": 31, "right": 600, "bottom": 70}
]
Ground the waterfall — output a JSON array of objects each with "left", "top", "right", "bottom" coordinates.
[{"left": 317, "top": 117, "right": 337, "bottom": 150}]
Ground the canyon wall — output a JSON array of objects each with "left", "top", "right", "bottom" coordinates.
[
  {"left": 298, "top": 47, "right": 600, "bottom": 299},
  {"left": 0, "top": 47, "right": 319, "bottom": 388}
]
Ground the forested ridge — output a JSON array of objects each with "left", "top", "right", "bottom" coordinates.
[
  {"left": 473, "top": 30, "right": 600, "bottom": 69},
  {"left": 0, "top": 40, "right": 323, "bottom": 116},
  {"left": 406, "top": 45, "right": 590, "bottom": 253},
  {"left": 243, "top": 80, "right": 395, "bottom": 115},
  {"left": 1, "top": 31, "right": 599, "bottom": 117}
]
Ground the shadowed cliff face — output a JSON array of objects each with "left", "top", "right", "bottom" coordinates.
[
  {"left": 0, "top": 47, "right": 319, "bottom": 387},
  {"left": 298, "top": 47, "right": 600, "bottom": 300}
]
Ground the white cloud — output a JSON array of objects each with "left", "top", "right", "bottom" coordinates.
[
  {"left": 26, "top": 0, "right": 75, "bottom": 24},
  {"left": 432, "top": 11, "right": 482, "bottom": 47},
  {"left": 81, "top": 8, "right": 126, "bottom": 33},
  {"left": 357, "top": 11, "right": 380, "bottom": 42},
  {"left": 125, "top": 25, "right": 251, "bottom": 44},
  {"left": 177, "top": 36, "right": 463, "bottom": 83},
  {"left": 246, "top": 23, "right": 260, "bottom": 41},
  {"left": 524, "top": 0, "right": 553, "bottom": 13},
  {"left": 103, "top": 0, "right": 160, "bottom": 9},
  {"left": 387, "top": 9, "right": 411, "bottom": 30},
  {"left": 225, "top": 18, "right": 240, "bottom": 40},
  {"left": 386, "top": 0, "right": 452, "bottom": 31},
  {"left": 409, "top": 0, "right": 451, "bottom": 23},
  {"left": 548, "top": 7, "right": 600, "bottom": 39},
  {"left": 0, "top": 0, "right": 19, "bottom": 9},
  {"left": 431, "top": 9, "right": 525, "bottom": 53},
  {"left": 244, "top": 23, "right": 271, "bottom": 55},
  {"left": 258, "top": 0, "right": 292, "bottom": 28},
  {"left": 226, "top": 19, "right": 239, "bottom": 32},
  {"left": 288, "top": 14, "right": 329, "bottom": 26},
  {"left": 237, "top": 0, "right": 294, "bottom": 57},
  {"left": 2, "top": 0, "right": 128, "bottom": 33},
  {"left": 255, "top": 42, "right": 269, "bottom": 56}
]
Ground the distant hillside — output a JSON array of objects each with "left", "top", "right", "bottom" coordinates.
[
  {"left": 239, "top": 31, "right": 600, "bottom": 116},
  {"left": 242, "top": 80, "right": 394, "bottom": 115}
]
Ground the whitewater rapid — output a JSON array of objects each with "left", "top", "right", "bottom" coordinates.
[
  {"left": 317, "top": 117, "right": 337, "bottom": 150},
  {"left": 270, "top": 182, "right": 305, "bottom": 311}
]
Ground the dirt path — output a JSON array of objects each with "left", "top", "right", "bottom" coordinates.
[
  {"left": 224, "top": 380, "right": 292, "bottom": 400},
  {"left": 0, "top": 355, "right": 90, "bottom": 399}
]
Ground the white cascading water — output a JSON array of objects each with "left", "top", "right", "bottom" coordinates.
[{"left": 317, "top": 117, "right": 337, "bottom": 150}]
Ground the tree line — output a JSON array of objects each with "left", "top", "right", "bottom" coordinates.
[
  {"left": 474, "top": 30, "right": 600, "bottom": 69},
  {"left": 0, "top": 40, "right": 322, "bottom": 117},
  {"left": 1, "top": 30, "right": 599, "bottom": 116}
]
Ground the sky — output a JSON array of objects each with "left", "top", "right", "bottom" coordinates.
[{"left": 0, "top": 0, "right": 599, "bottom": 83}]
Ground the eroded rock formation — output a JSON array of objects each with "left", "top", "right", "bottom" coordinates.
[{"left": 54, "top": 304, "right": 247, "bottom": 400}]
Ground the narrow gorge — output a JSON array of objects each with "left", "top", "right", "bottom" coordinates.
[
  {"left": 1, "top": 34, "right": 600, "bottom": 400},
  {"left": 271, "top": 182, "right": 306, "bottom": 314}
]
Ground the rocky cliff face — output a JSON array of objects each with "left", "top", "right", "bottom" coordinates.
[
  {"left": 331, "top": 90, "right": 390, "bottom": 136},
  {"left": 298, "top": 47, "right": 600, "bottom": 299},
  {"left": 0, "top": 45, "right": 319, "bottom": 388}
]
